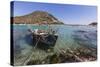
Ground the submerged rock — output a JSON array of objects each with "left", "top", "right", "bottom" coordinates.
[
  {"left": 26, "top": 60, "right": 41, "bottom": 65},
  {"left": 26, "top": 47, "right": 97, "bottom": 65}
]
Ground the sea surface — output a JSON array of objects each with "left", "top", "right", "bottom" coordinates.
[{"left": 12, "top": 24, "right": 97, "bottom": 65}]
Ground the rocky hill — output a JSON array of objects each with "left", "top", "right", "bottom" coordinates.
[
  {"left": 12, "top": 11, "right": 63, "bottom": 24},
  {"left": 89, "top": 22, "right": 97, "bottom": 26}
]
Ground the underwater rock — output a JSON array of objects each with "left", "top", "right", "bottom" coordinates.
[
  {"left": 49, "top": 53, "right": 60, "bottom": 64},
  {"left": 26, "top": 47, "right": 97, "bottom": 65},
  {"left": 26, "top": 60, "right": 41, "bottom": 65}
]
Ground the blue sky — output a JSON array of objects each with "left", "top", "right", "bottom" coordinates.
[{"left": 12, "top": 1, "right": 97, "bottom": 25}]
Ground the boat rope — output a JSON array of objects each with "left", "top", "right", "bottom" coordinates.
[
  {"left": 22, "top": 37, "right": 41, "bottom": 65},
  {"left": 22, "top": 48, "right": 35, "bottom": 65},
  {"left": 34, "top": 37, "right": 41, "bottom": 49},
  {"left": 22, "top": 25, "right": 59, "bottom": 65},
  {"left": 56, "top": 33, "right": 84, "bottom": 62},
  {"left": 55, "top": 35, "right": 66, "bottom": 53},
  {"left": 24, "top": 26, "right": 80, "bottom": 65}
]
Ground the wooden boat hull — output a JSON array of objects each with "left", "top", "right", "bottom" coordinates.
[{"left": 32, "top": 34, "right": 58, "bottom": 50}]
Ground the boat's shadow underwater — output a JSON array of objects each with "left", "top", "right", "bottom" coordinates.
[{"left": 24, "top": 33, "right": 33, "bottom": 46}]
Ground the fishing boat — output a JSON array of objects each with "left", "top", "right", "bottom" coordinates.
[{"left": 28, "top": 25, "right": 58, "bottom": 50}]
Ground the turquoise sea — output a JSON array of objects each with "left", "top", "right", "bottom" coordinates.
[{"left": 13, "top": 24, "right": 97, "bottom": 65}]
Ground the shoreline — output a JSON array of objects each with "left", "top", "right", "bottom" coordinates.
[{"left": 12, "top": 24, "right": 97, "bottom": 27}]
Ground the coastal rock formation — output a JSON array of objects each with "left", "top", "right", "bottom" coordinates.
[
  {"left": 89, "top": 22, "right": 97, "bottom": 26},
  {"left": 12, "top": 11, "right": 63, "bottom": 24}
]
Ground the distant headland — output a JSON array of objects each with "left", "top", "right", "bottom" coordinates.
[{"left": 88, "top": 22, "right": 97, "bottom": 26}]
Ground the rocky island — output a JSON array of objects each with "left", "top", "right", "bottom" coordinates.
[
  {"left": 89, "top": 22, "right": 97, "bottom": 26},
  {"left": 11, "top": 11, "right": 63, "bottom": 24}
]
